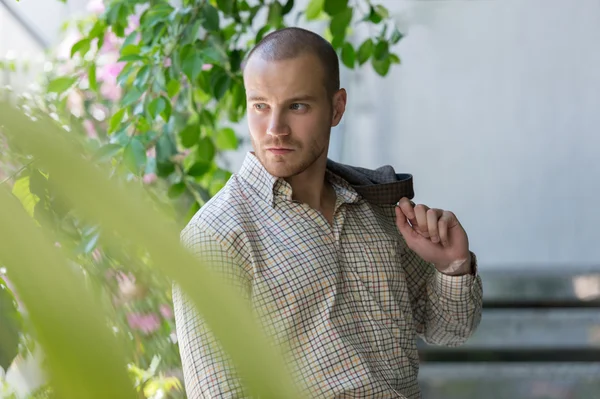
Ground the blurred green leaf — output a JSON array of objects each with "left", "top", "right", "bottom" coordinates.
[
  {"left": 88, "top": 64, "right": 98, "bottom": 92},
  {"left": 391, "top": 27, "right": 404, "bottom": 44},
  {"left": 389, "top": 53, "right": 401, "bottom": 64},
  {"left": 357, "top": 38, "right": 374, "bottom": 65},
  {"left": 187, "top": 161, "right": 211, "bottom": 177},
  {"left": 197, "top": 137, "right": 216, "bottom": 162},
  {"left": 47, "top": 76, "right": 77, "bottom": 94},
  {"left": 330, "top": 7, "right": 352, "bottom": 38},
  {"left": 305, "top": 0, "right": 323, "bottom": 20},
  {"left": 202, "top": 4, "right": 220, "bottom": 31},
  {"left": 282, "top": 0, "right": 294, "bottom": 15},
  {"left": 118, "top": 54, "right": 145, "bottom": 62},
  {"left": 167, "top": 182, "right": 186, "bottom": 198},
  {"left": 182, "top": 52, "right": 204, "bottom": 82},
  {"left": 373, "top": 40, "right": 389, "bottom": 60},
  {"left": 341, "top": 42, "right": 355, "bottom": 68},
  {"left": 267, "top": 1, "right": 283, "bottom": 27},
  {"left": 324, "top": 0, "right": 348, "bottom": 16},
  {"left": 210, "top": 69, "right": 231, "bottom": 100},
  {"left": 94, "top": 143, "right": 122, "bottom": 162},
  {"left": 217, "top": 0, "right": 235, "bottom": 14},
  {"left": 167, "top": 80, "right": 181, "bottom": 98},
  {"left": 123, "top": 137, "right": 147, "bottom": 174},
  {"left": 180, "top": 125, "right": 200, "bottom": 148},
  {"left": 71, "top": 38, "right": 91, "bottom": 58},
  {"left": 121, "top": 88, "right": 144, "bottom": 107},
  {"left": 215, "top": 127, "right": 238, "bottom": 150},
  {"left": 12, "top": 176, "right": 38, "bottom": 218},
  {"left": 371, "top": 55, "right": 391, "bottom": 76},
  {"left": 149, "top": 97, "right": 167, "bottom": 120},
  {"left": 109, "top": 108, "right": 127, "bottom": 134}
]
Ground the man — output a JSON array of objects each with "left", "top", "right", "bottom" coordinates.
[{"left": 173, "top": 27, "right": 483, "bottom": 398}]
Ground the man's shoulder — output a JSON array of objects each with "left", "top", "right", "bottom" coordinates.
[{"left": 181, "top": 174, "right": 255, "bottom": 244}]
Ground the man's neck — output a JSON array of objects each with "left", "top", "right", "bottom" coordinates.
[{"left": 285, "top": 157, "right": 336, "bottom": 221}]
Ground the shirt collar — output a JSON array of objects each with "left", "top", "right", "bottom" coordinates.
[{"left": 238, "top": 152, "right": 361, "bottom": 207}]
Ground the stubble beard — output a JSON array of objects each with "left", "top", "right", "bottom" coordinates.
[{"left": 250, "top": 134, "right": 329, "bottom": 179}]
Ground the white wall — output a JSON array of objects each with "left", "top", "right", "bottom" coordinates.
[{"left": 336, "top": 0, "right": 600, "bottom": 269}]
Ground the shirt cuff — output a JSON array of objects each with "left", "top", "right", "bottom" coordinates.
[{"left": 433, "top": 252, "right": 478, "bottom": 301}]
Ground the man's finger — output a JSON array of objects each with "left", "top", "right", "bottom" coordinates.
[
  {"left": 398, "top": 197, "right": 415, "bottom": 221},
  {"left": 395, "top": 206, "right": 420, "bottom": 244},
  {"left": 427, "top": 208, "right": 443, "bottom": 244},
  {"left": 438, "top": 211, "right": 457, "bottom": 247},
  {"left": 413, "top": 204, "right": 430, "bottom": 237}
]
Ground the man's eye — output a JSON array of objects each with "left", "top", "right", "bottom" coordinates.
[
  {"left": 253, "top": 103, "right": 267, "bottom": 110},
  {"left": 290, "top": 103, "right": 307, "bottom": 111}
]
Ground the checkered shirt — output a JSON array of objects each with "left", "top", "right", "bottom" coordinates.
[{"left": 173, "top": 152, "right": 483, "bottom": 398}]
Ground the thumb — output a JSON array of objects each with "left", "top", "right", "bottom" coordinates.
[{"left": 395, "top": 206, "right": 421, "bottom": 244}]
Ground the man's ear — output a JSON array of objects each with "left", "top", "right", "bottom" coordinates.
[{"left": 331, "top": 88, "right": 347, "bottom": 127}]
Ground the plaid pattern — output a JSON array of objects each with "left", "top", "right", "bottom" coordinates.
[{"left": 173, "top": 152, "right": 483, "bottom": 398}]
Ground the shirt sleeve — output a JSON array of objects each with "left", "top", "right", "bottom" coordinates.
[
  {"left": 401, "top": 244, "right": 483, "bottom": 347},
  {"left": 172, "top": 223, "right": 253, "bottom": 399}
]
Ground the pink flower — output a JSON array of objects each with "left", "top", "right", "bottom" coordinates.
[
  {"left": 163, "top": 57, "right": 172, "bottom": 68},
  {"left": 159, "top": 304, "right": 173, "bottom": 319},
  {"left": 86, "top": 0, "right": 105, "bottom": 15},
  {"left": 83, "top": 120, "right": 98, "bottom": 139},
  {"left": 97, "top": 62, "right": 125, "bottom": 84},
  {"left": 116, "top": 272, "right": 137, "bottom": 297},
  {"left": 146, "top": 146, "right": 156, "bottom": 158},
  {"left": 127, "top": 312, "right": 161, "bottom": 335},
  {"left": 142, "top": 173, "right": 157, "bottom": 185},
  {"left": 125, "top": 15, "right": 140, "bottom": 37},
  {"left": 67, "top": 91, "right": 84, "bottom": 117},
  {"left": 100, "top": 31, "right": 119, "bottom": 53},
  {"left": 202, "top": 64, "right": 213, "bottom": 71},
  {"left": 100, "top": 81, "right": 122, "bottom": 101}
]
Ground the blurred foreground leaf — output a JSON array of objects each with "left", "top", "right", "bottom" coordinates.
[{"left": 0, "top": 101, "right": 301, "bottom": 399}]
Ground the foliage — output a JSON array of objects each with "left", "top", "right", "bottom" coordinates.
[{"left": 1, "top": 0, "right": 403, "bottom": 397}]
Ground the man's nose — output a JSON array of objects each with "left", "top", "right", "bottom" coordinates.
[{"left": 267, "top": 111, "right": 290, "bottom": 136}]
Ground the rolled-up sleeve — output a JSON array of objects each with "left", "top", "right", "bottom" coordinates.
[{"left": 402, "top": 245, "right": 483, "bottom": 347}]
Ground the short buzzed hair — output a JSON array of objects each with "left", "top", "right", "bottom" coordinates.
[{"left": 243, "top": 27, "right": 340, "bottom": 98}]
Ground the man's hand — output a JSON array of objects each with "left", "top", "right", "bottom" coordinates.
[{"left": 395, "top": 197, "right": 472, "bottom": 276}]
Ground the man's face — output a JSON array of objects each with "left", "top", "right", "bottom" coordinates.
[{"left": 243, "top": 53, "right": 345, "bottom": 178}]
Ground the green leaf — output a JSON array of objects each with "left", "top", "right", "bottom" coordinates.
[
  {"left": 142, "top": 4, "right": 173, "bottom": 27},
  {"left": 371, "top": 56, "right": 391, "bottom": 76},
  {"left": 117, "top": 54, "right": 145, "bottom": 62},
  {"left": 182, "top": 52, "right": 203, "bottom": 82},
  {"left": 357, "top": 38, "right": 374, "bottom": 65},
  {"left": 134, "top": 65, "right": 151, "bottom": 88},
  {"left": 330, "top": 7, "right": 352, "bottom": 38},
  {"left": 389, "top": 53, "right": 401, "bottom": 64},
  {"left": 70, "top": 38, "right": 91, "bottom": 58},
  {"left": 120, "top": 45, "right": 140, "bottom": 56},
  {"left": 93, "top": 143, "right": 122, "bottom": 162},
  {"left": 374, "top": 5, "right": 389, "bottom": 19},
  {"left": 167, "top": 182, "right": 186, "bottom": 198},
  {"left": 123, "top": 137, "right": 147, "bottom": 174},
  {"left": 121, "top": 88, "right": 143, "bottom": 107},
  {"left": 180, "top": 125, "right": 200, "bottom": 148},
  {"left": 187, "top": 161, "right": 211, "bottom": 177},
  {"left": 210, "top": 70, "right": 231, "bottom": 100},
  {"left": 215, "top": 128, "right": 238, "bottom": 150},
  {"left": 109, "top": 108, "right": 126, "bottom": 134},
  {"left": 29, "top": 169, "right": 47, "bottom": 199},
  {"left": 365, "top": 5, "right": 382, "bottom": 24},
  {"left": 391, "top": 28, "right": 404, "bottom": 44},
  {"left": 341, "top": 42, "right": 355, "bottom": 68},
  {"left": 197, "top": 137, "right": 216, "bottom": 162},
  {"left": 255, "top": 25, "right": 272, "bottom": 44},
  {"left": 267, "top": 1, "right": 283, "bottom": 27},
  {"left": 167, "top": 80, "right": 181, "bottom": 98},
  {"left": 324, "top": 0, "right": 348, "bottom": 16},
  {"left": 373, "top": 40, "right": 389, "bottom": 60},
  {"left": 12, "top": 176, "right": 38, "bottom": 217},
  {"left": 149, "top": 97, "right": 166, "bottom": 120},
  {"left": 47, "top": 76, "right": 77, "bottom": 94},
  {"left": 160, "top": 96, "right": 172, "bottom": 122},
  {"left": 202, "top": 4, "right": 220, "bottom": 31},
  {"left": 282, "top": 0, "right": 294, "bottom": 15},
  {"left": 216, "top": 0, "right": 234, "bottom": 14},
  {"left": 89, "top": 64, "right": 98, "bottom": 92}
]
